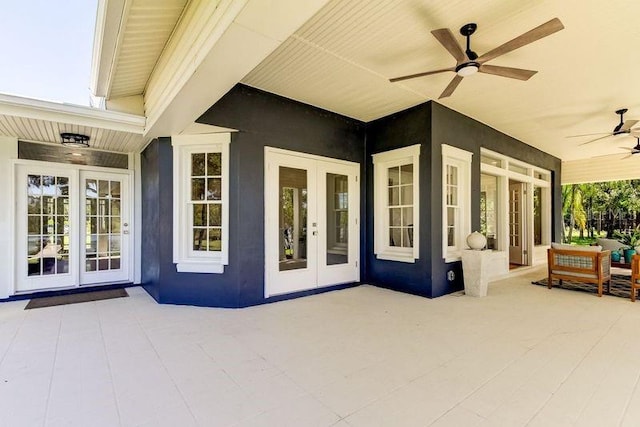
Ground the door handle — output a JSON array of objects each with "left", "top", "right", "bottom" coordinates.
[{"left": 312, "top": 231, "right": 317, "bottom": 236}]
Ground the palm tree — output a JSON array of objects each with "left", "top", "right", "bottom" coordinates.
[{"left": 562, "top": 184, "right": 587, "bottom": 243}]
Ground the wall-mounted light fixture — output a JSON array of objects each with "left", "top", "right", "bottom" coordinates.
[{"left": 60, "top": 132, "right": 90, "bottom": 148}]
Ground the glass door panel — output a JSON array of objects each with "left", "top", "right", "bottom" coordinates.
[
  {"left": 279, "top": 167, "right": 308, "bottom": 272},
  {"left": 85, "top": 179, "right": 122, "bottom": 273},
  {"left": 26, "top": 174, "right": 70, "bottom": 277},
  {"left": 326, "top": 173, "right": 348, "bottom": 266},
  {"left": 265, "top": 152, "right": 317, "bottom": 296},
  {"left": 80, "top": 171, "right": 130, "bottom": 285},
  {"left": 509, "top": 181, "right": 525, "bottom": 265},
  {"left": 16, "top": 165, "right": 78, "bottom": 292},
  {"left": 317, "top": 162, "right": 359, "bottom": 288}
]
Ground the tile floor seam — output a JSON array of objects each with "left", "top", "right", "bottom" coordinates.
[
  {"left": 466, "top": 326, "right": 586, "bottom": 423},
  {"left": 338, "top": 361, "right": 446, "bottom": 421},
  {"left": 131, "top": 300, "right": 201, "bottom": 427},
  {"left": 0, "top": 303, "right": 27, "bottom": 367},
  {"left": 97, "top": 301, "right": 125, "bottom": 427},
  {"left": 577, "top": 313, "right": 636, "bottom": 426},
  {"left": 602, "top": 308, "right": 640, "bottom": 427},
  {"left": 42, "top": 306, "right": 63, "bottom": 426},
  {"left": 428, "top": 278, "right": 618, "bottom": 426},
  {"left": 523, "top": 308, "right": 627, "bottom": 426},
  {"left": 462, "top": 301, "right": 606, "bottom": 423},
  {"left": 559, "top": 308, "right": 629, "bottom": 426},
  {"left": 426, "top": 344, "right": 540, "bottom": 426},
  {"left": 335, "top": 307, "right": 540, "bottom": 423},
  {"left": 618, "top": 358, "right": 640, "bottom": 427}
]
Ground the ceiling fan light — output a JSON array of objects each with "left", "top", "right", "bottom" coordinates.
[{"left": 456, "top": 62, "right": 479, "bottom": 77}]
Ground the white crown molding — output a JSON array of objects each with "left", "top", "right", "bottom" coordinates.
[
  {"left": 90, "top": 0, "right": 129, "bottom": 97},
  {"left": 0, "top": 93, "right": 145, "bottom": 134}
]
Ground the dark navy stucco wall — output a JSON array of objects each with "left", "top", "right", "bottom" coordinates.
[
  {"left": 140, "top": 85, "right": 366, "bottom": 308},
  {"left": 364, "top": 103, "right": 434, "bottom": 297},
  {"left": 141, "top": 137, "right": 241, "bottom": 307},
  {"left": 140, "top": 140, "right": 161, "bottom": 302},
  {"left": 140, "top": 84, "right": 562, "bottom": 306},
  {"left": 429, "top": 102, "right": 562, "bottom": 297}
]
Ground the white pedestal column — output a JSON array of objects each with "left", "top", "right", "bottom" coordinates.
[{"left": 461, "top": 249, "right": 494, "bottom": 297}]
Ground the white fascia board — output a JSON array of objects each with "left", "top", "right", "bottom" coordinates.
[
  {"left": 0, "top": 93, "right": 145, "bottom": 134},
  {"left": 144, "top": 22, "right": 277, "bottom": 139},
  {"left": 143, "top": 0, "right": 331, "bottom": 140},
  {"left": 90, "top": 0, "right": 127, "bottom": 97}
]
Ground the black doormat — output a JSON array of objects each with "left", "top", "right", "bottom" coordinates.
[
  {"left": 24, "top": 288, "right": 128, "bottom": 310},
  {"left": 532, "top": 274, "right": 632, "bottom": 299}
]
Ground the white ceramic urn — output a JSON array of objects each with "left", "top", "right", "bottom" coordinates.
[{"left": 466, "top": 231, "right": 487, "bottom": 250}]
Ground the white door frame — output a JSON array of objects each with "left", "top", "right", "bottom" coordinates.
[
  {"left": 264, "top": 148, "right": 360, "bottom": 297},
  {"left": 14, "top": 163, "right": 80, "bottom": 292},
  {"left": 79, "top": 170, "right": 132, "bottom": 285},
  {"left": 13, "top": 159, "right": 134, "bottom": 294}
]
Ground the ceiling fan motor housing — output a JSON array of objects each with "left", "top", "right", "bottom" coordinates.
[{"left": 460, "top": 23, "right": 478, "bottom": 60}]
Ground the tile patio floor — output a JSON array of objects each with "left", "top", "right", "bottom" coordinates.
[{"left": 1, "top": 265, "right": 640, "bottom": 426}]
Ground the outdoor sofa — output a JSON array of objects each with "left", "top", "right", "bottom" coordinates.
[{"left": 547, "top": 243, "right": 611, "bottom": 297}]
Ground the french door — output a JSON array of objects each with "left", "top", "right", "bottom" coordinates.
[
  {"left": 265, "top": 149, "right": 359, "bottom": 297},
  {"left": 80, "top": 171, "right": 130, "bottom": 285},
  {"left": 508, "top": 181, "right": 526, "bottom": 265},
  {"left": 15, "top": 163, "right": 131, "bottom": 293}
]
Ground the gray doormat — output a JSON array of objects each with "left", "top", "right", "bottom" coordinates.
[{"left": 24, "top": 288, "right": 128, "bottom": 310}]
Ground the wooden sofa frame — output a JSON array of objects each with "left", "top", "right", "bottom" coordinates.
[
  {"left": 547, "top": 248, "right": 611, "bottom": 297},
  {"left": 630, "top": 254, "right": 640, "bottom": 302}
]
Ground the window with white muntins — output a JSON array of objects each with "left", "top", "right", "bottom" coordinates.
[
  {"left": 442, "top": 144, "right": 472, "bottom": 262},
  {"left": 372, "top": 144, "right": 420, "bottom": 263},
  {"left": 173, "top": 133, "right": 230, "bottom": 273}
]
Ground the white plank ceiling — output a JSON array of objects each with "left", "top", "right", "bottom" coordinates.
[
  {"left": 0, "top": 113, "right": 145, "bottom": 152},
  {"left": 242, "top": 0, "right": 640, "bottom": 161}
]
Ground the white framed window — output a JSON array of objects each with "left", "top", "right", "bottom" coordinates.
[
  {"left": 172, "top": 133, "right": 230, "bottom": 273},
  {"left": 372, "top": 144, "right": 420, "bottom": 263},
  {"left": 442, "top": 144, "right": 472, "bottom": 262}
]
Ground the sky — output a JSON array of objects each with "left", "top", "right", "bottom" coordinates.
[{"left": 0, "top": 0, "right": 98, "bottom": 106}]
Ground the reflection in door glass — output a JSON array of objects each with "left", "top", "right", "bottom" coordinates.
[
  {"left": 326, "top": 174, "right": 348, "bottom": 265},
  {"left": 279, "top": 167, "right": 307, "bottom": 271},
  {"left": 26, "top": 174, "right": 70, "bottom": 276},
  {"left": 85, "top": 179, "right": 122, "bottom": 272}
]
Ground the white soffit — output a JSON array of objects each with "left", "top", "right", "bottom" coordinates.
[
  {"left": 241, "top": 0, "right": 640, "bottom": 162},
  {"left": 563, "top": 154, "right": 640, "bottom": 185},
  {"left": 109, "top": 0, "right": 190, "bottom": 99},
  {"left": 0, "top": 94, "right": 145, "bottom": 153}
]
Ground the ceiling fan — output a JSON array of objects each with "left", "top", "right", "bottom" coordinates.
[
  {"left": 389, "top": 18, "right": 564, "bottom": 98},
  {"left": 620, "top": 137, "right": 640, "bottom": 159},
  {"left": 576, "top": 109, "right": 639, "bottom": 146}
]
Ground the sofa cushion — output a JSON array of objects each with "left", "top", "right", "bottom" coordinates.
[
  {"left": 551, "top": 270, "right": 598, "bottom": 279},
  {"left": 553, "top": 254, "right": 595, "bottom": 269},
  {"left": 595, "top": 238, "right": 624, "bottom": 253},
  {"left": 551, "top": 242, "right": 602, "bottom": 252}
]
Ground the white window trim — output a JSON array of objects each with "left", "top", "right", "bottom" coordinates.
[
  {"left": 442, "top": 144, "right": 472, "bottom": 263},
  {"left": 372, "top": 144, "right": 420, "bottom": 263},
  {"left": 479, "top": 147, "right": 552, "bottom": 254},
  {"left": 172, "top": 133, "right": 230, "bottom": 274}
]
